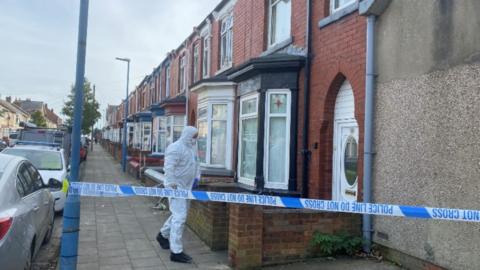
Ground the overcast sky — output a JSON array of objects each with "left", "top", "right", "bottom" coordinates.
[{"left": 0, "top": 0, "right": 220, "bottom": 127}]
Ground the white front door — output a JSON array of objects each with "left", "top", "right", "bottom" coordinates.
[
  {"left": 333, "top": 122, "right": 359, "bottom": 201},
  {"left": 332, "top": 81, "right": 359, "bottom": 201}
]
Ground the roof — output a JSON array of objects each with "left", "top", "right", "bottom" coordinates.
[
  {"left": 14, "top": 99, "right": 44, "bottom": 114},
  {"left": 8, "top": 144, "right": 62, "bottom": 153},
  {"left": 44, "top": 108, "right": 61, "bottom": 124},
  {"left": 227, "top": 54, "right": 305, "bottom": 82},
  {"left": 190, "top": 72, "right": 230, "bottom": 89},
  {"left": 0, "top": 100, "right": 29, "bottom": 116}
]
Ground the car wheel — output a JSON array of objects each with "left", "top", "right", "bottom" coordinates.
[{"left": 42, "top": 215, "right": 54, "bottom": 245}]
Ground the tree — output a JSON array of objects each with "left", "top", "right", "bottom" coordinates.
[
  {"left": 30, "top": 111, "right": 47, "bottom": 127},
  {"left": 62, "top": 78, "right": 101, "bottom": 135}
]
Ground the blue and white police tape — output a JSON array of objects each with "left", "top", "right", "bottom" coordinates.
[{"left": 68, "top": 182, "right": 480, "bottom": 223}]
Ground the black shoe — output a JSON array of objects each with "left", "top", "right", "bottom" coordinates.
[
  {"left": 170, "top": 252, "right": 192, "bottom": 263},
  {"left": 156, "top": 233, "right": 169, "bottom": 249}
]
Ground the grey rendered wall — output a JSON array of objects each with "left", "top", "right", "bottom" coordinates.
[{"left": 372, "top": 1, "right": 480, "bottom": 269}]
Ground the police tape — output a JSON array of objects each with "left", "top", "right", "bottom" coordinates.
[{"left": 68, "top": 182, "right": 480, "bottom": 223}]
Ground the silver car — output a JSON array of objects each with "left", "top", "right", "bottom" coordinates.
[{"left": 0, "top": 154, "right": 59, "bottom": 270}]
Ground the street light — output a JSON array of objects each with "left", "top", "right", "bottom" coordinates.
[{"left": 116, "top": 57, "right": 130, "bottom": 172}]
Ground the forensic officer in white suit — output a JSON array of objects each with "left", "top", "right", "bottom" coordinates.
[{"left": 156, "top": 126, "right": 200, "bottom": 263}]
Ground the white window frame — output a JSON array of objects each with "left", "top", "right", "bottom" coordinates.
[
  {"left": 263, "top": 90, "right": 291, "bottom": 190},
  {"left": 179, "top": 55, "right": 186, "bottom": 92},
  {"left": 141, "top": 122, "right": 152, "bottom": 151},
  {"left": 166, "top": 115, "right": 185, "bottom": 147},
  {"left": 152, "top": 116, "right": 167, "bottom": 154},
  {"left": 202, "top": 36, "right": 210, "bottom": 79},
  {"left": 220, "top": 14, "right": 233, "bottom": 70},
  {"left": 268, "top": 0, "right": 292, "bottom": 47},
  {"left": 237, "top": 93, "right": 259, "bottom": 186},
  {"left": 193, "top": 44, "right": 200, "bottom": 83},
  {"left": 165, "top": 65, "right": 171, "bottom": 98},
  {"left": 330, "top": 0, "right": 357, "bottom": 14},
  {"left": 197, "top": 102, "right": 233, "bottom": 169}
]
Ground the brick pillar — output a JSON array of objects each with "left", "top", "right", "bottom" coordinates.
[{"left": 228, "top": 204, "right": 263, "bottom": 269}]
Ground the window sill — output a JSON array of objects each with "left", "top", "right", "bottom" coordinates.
[
  {"left": 200, "top": 167, "right": 235, "bottom": 177},
  {"left": 215, "top": 64, "right": 233, "bottom": 76},
  {"left": 261, "top": 37, "right": 293, "bottom": 57},
  {"left": 235, "top": 182, "right": 301, "bottom": 197},
  {"left": 318, "top": 2, "right": 359, "bottom": 29}
]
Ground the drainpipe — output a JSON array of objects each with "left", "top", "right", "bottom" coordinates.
[
  {"left": 362, "top": 14, "right": 376, "bottom": 253},
  {"left": 301, "top": 0, "right": 313, "bottom": 198},
  {"left": 359, "top": 0, "right": 391, "bottom": 253}
]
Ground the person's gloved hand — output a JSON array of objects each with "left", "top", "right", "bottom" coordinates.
[{"left": 193, "top": 178, "right": 200, "bottom": 189}]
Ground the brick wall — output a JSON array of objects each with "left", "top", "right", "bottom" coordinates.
[
  {"left": 187, "top": 201, "right": 229, "bottom": 251},
  {"left": 302, "top": 0, "right": 366, "bottom": 199},
  {"left": 228, "top": 205, "right": 361, "bottom": 269},
  {"left": 262, "top": 209, "right": 360, "bottom": 264},
  {"left": 228, "top": 204, "right": 263, "bottom": 269}
]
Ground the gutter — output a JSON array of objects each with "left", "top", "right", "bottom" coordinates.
[
  {"left": 359, "top": 0, "right": 392, "bottom": 253},
  {"left": 301, "top": 0, "right": 313, "bottom": 198}
]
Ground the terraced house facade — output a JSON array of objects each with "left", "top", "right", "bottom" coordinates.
[
  {"left": 102, "top": 0, "right": 370, "bottom": 268},
  {"left": 103, "top": 1, "right": 480, "bottom": 269}
]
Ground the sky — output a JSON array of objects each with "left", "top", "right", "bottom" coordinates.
[{"left": 0, "top": 0, "right": 220, "bottom": 127}]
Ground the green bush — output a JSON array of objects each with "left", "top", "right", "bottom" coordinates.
[{"left": 310, "top": 232, "right": 363, "bottom": 257}]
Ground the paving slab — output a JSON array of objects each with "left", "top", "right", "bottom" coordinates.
[
  {"left": 73, "top": 144, "right": 403, "bottom": 270},
  {"left": 76, "top": 145, "right": 230, "bottom": 269}
]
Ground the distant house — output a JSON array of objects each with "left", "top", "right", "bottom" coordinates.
[
  {"left": 0, "top": 97, "right": 30, "bottom": 128},
  {"left": 0, "top": 97, "right": 30, "bottom": 138},
  {"left": 14, "top": 98, "right": 62, "bottom": 128}
]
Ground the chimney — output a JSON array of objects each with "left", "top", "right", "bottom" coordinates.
[{"left": 6, "top": 96, "right": 11, "bottom": 103}]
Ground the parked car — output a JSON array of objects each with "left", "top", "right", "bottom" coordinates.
[
  {"left": 3, "top": 143, "right": 68, "bottom": 212},
  {"left": 80, "top": 143, "right": 87, "bottom": 162},
  {"left": 0, "top": 140, "right": 7, "bottom": 151},
  {"left": 0, "top": 153, "right": 60, "bottom": 270},
  {"left": 8, "top": 132, "right": 18, "bottom": 146}
]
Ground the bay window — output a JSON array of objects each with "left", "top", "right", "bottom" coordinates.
[
  {"left": 128, "top": 123, "right": 134, "bottom": 147},
  {"left": 152, "top": 115, "right": 185, "bottom": 154},
  {"left": 141, "top": 122, "right": 151, "bottom": 151},
  {"left": 152, "top": 117, "right": 167, "bottom": 154},
  {"left": 264, "top": 91, "right": 291, "bottom": 189},
  {"left": 197, "top": 103, "right": 231, "bottom": 168},
  {"left": 269, "top": 0, "right": 291, "bottom": 46},
  {"left": 220, "top": 14, "right": 233, "bottom": 69},
  {"left": 238, "top": 95, "right": 258, "bottom": 185}
]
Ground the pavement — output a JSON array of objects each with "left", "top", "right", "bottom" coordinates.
[
  {"left": 76, "top": 144, "right": 230, "bottom": 270},
  {"left": 264, "top": 257, "right": 403, "bottom": 270},
  {"left": 30, "top": 144, "right": 404, "bottom": 270}
]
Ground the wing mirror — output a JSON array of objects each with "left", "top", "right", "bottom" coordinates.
[
  {"left": 67, "top": 165, "right": 71, "bottom": 172},
  {"left": 48, "top": 178, "right": 63, "bottom": 190}
]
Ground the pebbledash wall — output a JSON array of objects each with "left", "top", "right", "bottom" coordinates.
[{"left": 372, "top": 1, "right": 480, "bottom": 270}]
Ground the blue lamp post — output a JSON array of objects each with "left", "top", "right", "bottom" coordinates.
[
  {"left": 60, "top": 0, "right": 89, "bottom": 268},
  {"left": 116, "top": 57, "right": 130, "bottom": 172}
]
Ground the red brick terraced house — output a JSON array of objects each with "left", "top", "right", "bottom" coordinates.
[{"left": 103, "top": 0, "right": 385, "bottom": 268}]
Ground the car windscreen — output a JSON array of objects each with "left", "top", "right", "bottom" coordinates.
[{"left": 3, "top": 149, "right": 63, "bottom": 170}]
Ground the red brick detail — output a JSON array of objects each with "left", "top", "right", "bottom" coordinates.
[
  {"left": 227, "top": 205, "right": 360, "bottom": 268},
  {"left": 228, "top": 204, "right": 263, "bottom": 269},
  {"left": 299, "top": 0, "right": 367, "bottom": 199}
]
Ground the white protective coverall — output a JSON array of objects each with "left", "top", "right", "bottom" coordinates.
[{"left": 160, "top": 126, "right": 201, "bottom": 253}]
